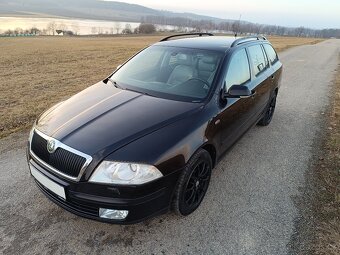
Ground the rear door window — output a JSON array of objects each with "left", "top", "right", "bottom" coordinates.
[
  {"left": 263, "top": 44, "right": 279, "bottom": 65},
  {"left": 248, "top": 44, "right": 268, "bottom": 76}
]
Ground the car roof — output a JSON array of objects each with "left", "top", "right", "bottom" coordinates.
[{"left": 153, "top": 36, "right": 265, "bottom": 53}]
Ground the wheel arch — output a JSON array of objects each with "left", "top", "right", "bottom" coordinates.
[{"left": 201, "top": 143, "right": 217, "bottom": 168}]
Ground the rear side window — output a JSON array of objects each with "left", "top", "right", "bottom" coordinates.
[
  {"left": 263, "top": 44, "right": 279, "bottom": 65},
  {"left": 248, "top": 45, "right": 267, "bottom": 76},
  {"left": 225, "top": 49, "right": 250, "bottom": 90}
]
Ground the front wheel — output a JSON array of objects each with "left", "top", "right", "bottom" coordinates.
[
  {"left": 173, "top": 149, "right": 212, "bottom": 216},
  {"left": 258, "top": 93, "right": 277, "bottom": 126}
]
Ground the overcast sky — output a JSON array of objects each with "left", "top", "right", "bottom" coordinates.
[{"left": 106, "top": 0, "right": 340, "bottom": 29}]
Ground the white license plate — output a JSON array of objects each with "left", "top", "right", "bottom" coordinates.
[{"left": 30, "top": 164, "right": 66, "bottom": 200}]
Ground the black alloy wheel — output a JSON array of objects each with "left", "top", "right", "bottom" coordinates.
[
  {"left": 258, "top": 93, "right": 277, "bottom": 126},
  {"left": 173, "top": 149, "right": 212, "bottom": 216}
]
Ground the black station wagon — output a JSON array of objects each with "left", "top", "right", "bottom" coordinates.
[{"left": 27, "top": 34, "right": 282, "bottom": 224}]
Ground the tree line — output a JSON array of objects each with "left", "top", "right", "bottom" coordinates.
[
  {"left": 0, "top": 22, "right": 80, "bottom": 36},
  {"left": 90, "top": 23, "right": 156, "bottom": 35},
  {"left": 0, "top": 22, "right": 157, "bottom": 36},
  {"left": 1, "top": 18, "right": 339, "bottom": 38},
  {"left": 143, "top": 15, "right": 340, "bottom": 38}
]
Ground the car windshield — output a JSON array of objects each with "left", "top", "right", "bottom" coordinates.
[{"left": 110, "top": 45, "right": 223, "bottom": 102}]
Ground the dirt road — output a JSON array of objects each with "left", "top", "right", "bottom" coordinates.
[{"left": 0, "top": 39, "right": 339, "bottom": 255}]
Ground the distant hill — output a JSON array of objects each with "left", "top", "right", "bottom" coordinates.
[{"left": 0, "top": 0, "right": 230, "bottom": 23}]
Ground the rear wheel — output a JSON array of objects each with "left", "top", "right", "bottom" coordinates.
[
  {"left": 258, "top": 93, "right": 277, "bottom": 126},
  {"left": 173, "top": 149, "right": 212, "bottom": 216}
]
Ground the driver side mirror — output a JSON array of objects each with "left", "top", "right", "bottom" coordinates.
[
  {"left": 222, "top": 83, "right": 254, "bottom": 100},
  {"left": 116, "top": 64, "right": 122, "bottom": 70}
]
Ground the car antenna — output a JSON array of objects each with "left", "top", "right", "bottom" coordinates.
[{"left": 235, "top": 14, "right": 242, "bottom": 38}]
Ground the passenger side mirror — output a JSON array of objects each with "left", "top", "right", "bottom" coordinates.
[
  {"left": 222, "top": 84, "right": 254, "bottom": 99},
  {"left": 116, "top": 64, "right": 122, "bottom": 70}
]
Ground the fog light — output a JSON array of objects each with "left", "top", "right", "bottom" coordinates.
[{"left": 99, "top": 208, "right": 129, "bottom": 220}]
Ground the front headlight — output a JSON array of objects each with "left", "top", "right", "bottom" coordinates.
[{"left": 89, "top": 161, "right": 163, "bottom": 185}]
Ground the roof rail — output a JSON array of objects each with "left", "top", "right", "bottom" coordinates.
[
  {"left": 230, "top": 35, "right": 267, "bottom": 47},
  {"left": 160, "top": 33, "right": 214, "bottom": 42}
]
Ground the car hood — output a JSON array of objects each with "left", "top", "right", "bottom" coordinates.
[{"left": 36, "top": 81, "right": 201, "bottom": 157}]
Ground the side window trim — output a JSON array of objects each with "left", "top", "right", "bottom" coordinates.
[
  {"left": 241, "top": 49, "right": 252, "bottom": 86},
  {"left": 261, "top": 44, "right": 270, "bottom": 68}
]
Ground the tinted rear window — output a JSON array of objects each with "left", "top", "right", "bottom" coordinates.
[
  {"left": 248, "top": 45, "right": 267, "bottom": 76},
  {"left": 263, "top": 44, "right": 279, "bottom": 65}
]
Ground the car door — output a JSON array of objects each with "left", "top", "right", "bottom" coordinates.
[
  {"left": 244, "top": 44, "right": 273, "bottom": 125},
  {"left": 217, "top": 48, "right": 255, "bottom": 152}
]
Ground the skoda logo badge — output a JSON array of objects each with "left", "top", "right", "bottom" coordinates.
[{"left": 47, "top": 139, "right": 56, "bottom": 153}]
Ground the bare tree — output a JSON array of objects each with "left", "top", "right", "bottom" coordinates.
[
  {"left": 295, "top": 27, "right": 305, "bottom": 37},
  {"left": 14, "top": 27, "right": 24, "bottom": 35},
  {"left": 57, "top": 23, "right": 68, "bottom": 33},
  {"left": 71, "top": 23, "right": 80, "bottom": 35},
  {"left": 125, "top": 23, "right": 132, "bottom": 31},
  {"left": 29, "top": 27, "right": 40, "bottom": 35},
  {"left": 74, "top": 25, "right": 80, "bottom": 35},
  {"left": 41, "top": 29, "right": 48, "bottom": 35},
  {"left": 122, "top": 23, "right": 132, "bottom": 34},
  {"left": 138, "top": 23, "right": 156, "bottom": 34},
  {"left": 4, "top": 29, "right": 13, "bottom": 35},
  {"left": 91, "top": 27, "right": 98, "bottom": 35},
  {"left": 114, "top": 22, "right": 121, "bottom": 34},
  {"left": 276, "top": 26, "right": 286, "bottom": 36},
  {"left": 46, "top": 22, "right": 57, "bottom": 35},
  {"left": 231, "top": 21, "right": 240, "bottom": 35}
]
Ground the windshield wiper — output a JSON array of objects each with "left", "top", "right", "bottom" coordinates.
[
  {"left": 108, "top": 79, "right": 152, "bottom": 97},
  {"left": 124, "top": 87, "right": 153, "bottom": 97},
  {"left": 108, "top": 78, "right": 123, "bottom": 89}
]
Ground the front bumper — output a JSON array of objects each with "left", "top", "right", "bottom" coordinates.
[{"left": 28, "top": 154, "right": 181, "bottom": 224}]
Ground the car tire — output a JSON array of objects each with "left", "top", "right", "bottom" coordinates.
[
  {"left": 258, "top": 92, "right": 277, "bottom": 126},
  {"left": 173, "top": 149, "right": 212, "bottom": 216}
]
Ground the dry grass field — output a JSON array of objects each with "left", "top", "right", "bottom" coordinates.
[
  {"left": 0, "top": 35, "right": 323, "bottom": 138},
  {"left": 266, "top": 36, "right": 324, "bottom": 51}
]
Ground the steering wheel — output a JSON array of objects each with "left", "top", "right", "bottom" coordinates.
[{"left": 186, "top": 78, "right": 210, "bottom": 88}]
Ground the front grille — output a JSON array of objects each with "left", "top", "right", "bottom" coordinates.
[{"left": 31, "top": 131, "right": 86, "bottom": 178}]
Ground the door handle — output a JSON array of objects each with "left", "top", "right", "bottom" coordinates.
[{"left": 271, "top": 75, "right": 275, "bottom": 80}]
